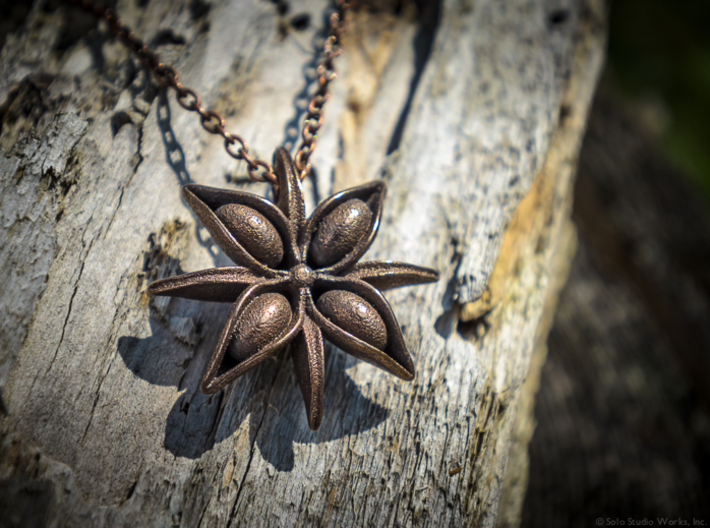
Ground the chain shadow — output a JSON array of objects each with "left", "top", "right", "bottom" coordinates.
[
  {"left": 279, "top": 5, "right": 327, "bottom": 153},
  {"left": 155, "top": 89, "right": 222, "bottom": 262},
  {"left": 278, "top": 1, "right": 341, "bottom": 206}
]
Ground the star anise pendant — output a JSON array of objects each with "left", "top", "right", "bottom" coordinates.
[{"left": 149, "top": 148, "right": 438, "bottom": 429}]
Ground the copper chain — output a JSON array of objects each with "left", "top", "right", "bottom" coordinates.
[
  {"left": 294, "top": 0, "right": 349, "bottom": 180},
  {"left": 67, "top": 0, "right": 350, "bottom": 185}
]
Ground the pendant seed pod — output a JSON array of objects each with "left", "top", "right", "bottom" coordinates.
[
  {"left": 216, "top": 204, "right": 284, "bottom": 268},
  {"left": 309, "top": 199, "right": 372, "bottom": 267},
  {"left": 316, "top": 290, "right": 387, "bottom": 350},
  {"left": 228, "top": 292, "right": 292, "bottom": 361}
]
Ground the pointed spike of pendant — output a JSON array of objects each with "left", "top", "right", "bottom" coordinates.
[
  {"left": 273, "top": 148, "right": 306, "bottom": 241},
  {"left": 291, "top": 316, "right": 325, "bottom": 430}
]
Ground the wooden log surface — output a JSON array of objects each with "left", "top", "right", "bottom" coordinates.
[
  {"left": 0, "top": 0, "right": 604, "bottom": 526},
  {"left": 522, "top": 93, "right": 710, "bottom": 526}
]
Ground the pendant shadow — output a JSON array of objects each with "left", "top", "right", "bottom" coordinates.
[
  {"left": 117, "top": 298, "right": 388, "bottom": 464},
  {"left": 228, "top": 347, "right": 389, "bottom": 473}
]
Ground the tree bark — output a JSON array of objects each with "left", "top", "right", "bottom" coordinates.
[{"left": 0, "top": 0, "right": 605, "bottom": 526}]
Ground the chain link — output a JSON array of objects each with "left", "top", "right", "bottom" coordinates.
[
  {"left": 294, "top": 0, "right": 350, "bottom": 180},
  {"left": 67, "top": 0, "right": 351, "bottom": 184}
]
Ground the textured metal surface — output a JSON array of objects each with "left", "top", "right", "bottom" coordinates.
[
  {"left": 290, "top": 317, "right": 325, "bottom": 430},
  {"left": 227, "top": 293, "right": 292, "bottom": 362},
  {"left": 301, "top": 180, "right": 386, "bottom": 275},
  {"left": 215, "top": 204, "right": 285, "bottom": 268},
  {"left": 310, "top": 199, "right": 373, "bottom": 267},
  {"left": 343, "top": 261, "right": 440, "bottom": 291},
  {"left": 316, "top": 290, "right": 387, "bottom": 350},
  {"left": 149, "top": 148, "right": 439, "bottom": 428}
]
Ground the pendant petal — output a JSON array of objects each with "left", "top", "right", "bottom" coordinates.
[
  {"left": 148, "top": 266, "right": 262, "bottom": 303},
  {"left": 200, "top": 280, "right": 304, "bottom": 394},
  {"left": 301, "top": 181, "right": 386, "bottom": 275},
  {"left": 342, "top": 261, "right": 439, "bottom": 291},
  {"left": 290, "top": 313, "right": 325, "bottom": 430},
  {"left": 182, "top": 184, "right": 298, "bottom": 274},
  {"left": 307, "top": 276, "right": 415, "bottom": 380}
]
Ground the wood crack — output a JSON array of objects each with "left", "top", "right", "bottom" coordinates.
[
  {"left": 42, "top": 257, "right": 86, "bottom": 380},
  {"left": 386, "top": 0, "right": 443, "bottom": 155},
  {"left": 104, "top": 123, "right": 144, "bottom": 235}
]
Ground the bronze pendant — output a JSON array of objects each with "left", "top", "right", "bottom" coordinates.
[{"left": 149, "top": 148, "right": 438, "bottom": 430}]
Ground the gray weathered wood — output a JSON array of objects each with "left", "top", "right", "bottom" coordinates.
[
  {"left": 522, "top": 94, "right": 710, "bottom": 526},
  {"left": 0, "top": 0, "right": 604, "bottom": 526}
]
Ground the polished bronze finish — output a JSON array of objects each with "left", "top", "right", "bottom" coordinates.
[
  {"left": 228, "top": 293, "right": 292, "bottom": 361},
  {"left": 149, "top": 148, "right": 439, "bottom": 429}
]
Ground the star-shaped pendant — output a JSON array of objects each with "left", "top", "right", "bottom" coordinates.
[{"left": 149, "top": 148, "right": 439, "bottom": 429}]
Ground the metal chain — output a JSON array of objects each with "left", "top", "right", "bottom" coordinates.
[
  {"left": 67, "top": 0, "right": 351, "bottom": 185},
  {"left": 294, "top": 0, "right": 350, "bottom": 180}
]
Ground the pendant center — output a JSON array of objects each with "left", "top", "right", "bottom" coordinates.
[{"left": 291, "top": 263, "right": 315, "bottom": 287}]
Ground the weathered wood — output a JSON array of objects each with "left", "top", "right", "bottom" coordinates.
[{"left": 0, "top": 0, "right": 604, "bottom": 526}]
